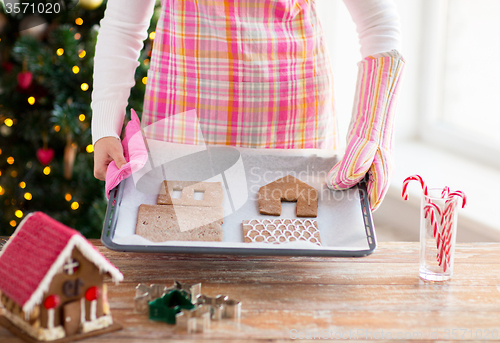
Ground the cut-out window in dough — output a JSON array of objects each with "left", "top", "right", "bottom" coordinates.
[
  {"left": 171, "top": 189, "right": 183, "bottom": 199},
  {"left": 193, "top": 190, "right": 205, "bottom": 201}
]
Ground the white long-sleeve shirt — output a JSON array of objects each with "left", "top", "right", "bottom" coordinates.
[{"left": 91, "top": 0, "right": 402, "bottom": 145}]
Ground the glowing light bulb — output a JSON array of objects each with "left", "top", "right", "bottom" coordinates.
[
  {"left": 79, "top": 114, "right": 86, "bottom": 122},
  {"left": 43, "top": 166, "right": 51, "bottom": 175},
  {"left": 72, "top": 66, "right": 80, "bottom": 74},
  {"left": 54, "top": 125, "right": 61, "bottom": 132},
  {"left": 7, "top": 157, "right": 14, "bottom": 164},
  {"left": 4, "top": 118, "right": 13, "bottom": 127},
  {"left": 15, "top": 210, "right": 23, "bottom": 218},
  {"left": 79, "top": 50, "right": 86, "bottom": 58},
  {"left": 56, "top": 48, "right": 64, "bottom": 56},
  {"left": 74, "top": 33, "right": 81, "bottom": 40},
  {"left": 65, "top": 193, "right": 72, "bottom": 201},
  {"left": 71, "top": 202, "right": 79, "bottom": 210},
  {"left": 86, "top": 145, "right": 94, "bottom": 153},
  {"left": 19, "top": 182, "right": 26, "bottom": 189},
  {"left": 149, "top": 31, "right": 156, "bottom": 40},
  {"left": 81, "top": 83, "right": 89, "bottom": 91},
  {"left": 28, "top": 97, "right": 36, "bottom": 105},
  {"left": 9, "top": 220, "right": 16, "bottom": 227},
  {"left": 75, "top": 18, "right": 83, "bottom": 25},
  {"left": 142, "top": 77, "right": 147, "bottom": 85},
  {"left": 24, "top": 192, "right": 32, "bottom": 200}
]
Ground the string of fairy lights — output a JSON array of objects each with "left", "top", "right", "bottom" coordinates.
[
  {"left": 1, "top": 3, "right": 157, "bottom": 230},
  {"left": 1, "top": 17, "right": 94, "bottom": 228}
]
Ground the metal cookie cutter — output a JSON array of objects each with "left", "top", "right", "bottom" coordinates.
[
  {"left": 149, "top": 289, "right": 196, "bottom": 324},
  {"left": 171, "top": 280, "right": 202, "bottom": 304},
  {"left": 175, "top": 305, "right": 211, "bottom": 333},
  {"left": 134, "top": 281, "right": 202, "bottom": 314},
  {"left": 134, "top": 283, "right": 167, "bottom": 314},
  {"left": 196, "top": 294, "right": 241, "bottom": 320}
]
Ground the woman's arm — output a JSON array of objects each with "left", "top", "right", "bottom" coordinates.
[
  {"left": 342, "top": 0, "right": 402, "bottom": 57},
  {"left": 91, "top": 0, "right": 155, "bottom": 179},
  {"left": 91, "top": 0, "right": 156, "bottom": 146}
]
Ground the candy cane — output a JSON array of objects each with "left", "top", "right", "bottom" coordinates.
[
  {"left": 448, "top": 191, "right": 467, "bottom": 208},
  {"left": 439, "top": 190, "right": 466, "bottom": 252},
  {"left": 439, "top": 193, "right": 464, "bottom": 270},
  {"left": 424, "top": 203, "right": 441, "bottom": 237},
  {"left": 402, "top": 175, "right": 428, "bottom": 200},
  {"left": 441, "top": 186, "right": 450, "bottom": 199}
]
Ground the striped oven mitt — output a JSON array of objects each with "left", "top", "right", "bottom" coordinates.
[{"left": 326, "top": 50, "right": 405, "bottom": 211}]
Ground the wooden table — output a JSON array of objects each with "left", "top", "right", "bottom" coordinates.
[{"left": 2, "top": 240, "right": 500, "bottom": 342}]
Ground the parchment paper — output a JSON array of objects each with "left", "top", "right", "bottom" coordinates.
[{"left": 110, "top": 141, "right": 371, "bottom": 252}]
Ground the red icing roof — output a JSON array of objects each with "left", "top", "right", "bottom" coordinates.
[{"left": 0, "top": 212, "right": 83, "bottom": 308}]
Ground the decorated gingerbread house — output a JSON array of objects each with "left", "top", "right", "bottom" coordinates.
[{"left": 0, "top": 212, "right": 123, "bottom": 341}]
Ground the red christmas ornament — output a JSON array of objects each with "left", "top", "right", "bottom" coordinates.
[
  {"left": 17, "top": 71, "right": 33, "bottom": 89},
  {"left": 1, "top": 62, "right": 14, "bottom": 73},
  {"left": 85, "top": 286, "right": 100, "bottom": 301},
  {"left": 44, "top": 294, "right": 60, "bottom": 309},
  {"left": 36, "top": 147, "right": 55, "bottom": 165}
]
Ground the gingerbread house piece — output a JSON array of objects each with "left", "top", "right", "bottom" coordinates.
[
  {"left": 135, "top": 180, "right": 224, "bottom": 242},
  {"left": 258, "top": 175, "right": 318, "bottom": 217},
  {"left": 0, "top": 212, "right": 123, "bottom": 341}
]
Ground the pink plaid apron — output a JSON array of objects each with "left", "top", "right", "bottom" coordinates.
[{"left": 142, "top": 0, "right": 337, "bottom": 149}]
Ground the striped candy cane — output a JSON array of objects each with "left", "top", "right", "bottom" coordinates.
[
  {"left": 424, "top": 202, "right": 441, "bottom": 237},
  {"left": 402, "top": 175, "right": 428, "bottom": 200},
  {"left": 402, "top": 175, "right": 467, "bottom": 274}
]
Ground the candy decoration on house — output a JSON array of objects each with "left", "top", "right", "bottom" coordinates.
[
  {"left": 44, "top": 295, "right": 61, "bottom": 330},
  {"left": 85, "top": 286, "right": 100, "bottom": 321},
  {"left": 0, "top": 212, "right": 123, "bottom": 341}
]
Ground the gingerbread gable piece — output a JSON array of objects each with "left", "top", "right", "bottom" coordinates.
[
  {"left": 0, "top": 212, "right": 123, "bottom": 341},
  {"left": 258, "top": 175, "right": 318, "bottom": 217}
]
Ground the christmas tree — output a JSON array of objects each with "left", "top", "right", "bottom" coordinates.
[{"left": 0, "top": 0, "right": 159, "bottom": 237}]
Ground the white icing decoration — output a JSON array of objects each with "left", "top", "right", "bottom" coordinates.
[
  {"left": 245, "top": 219, "right": 321, "bottom": 246},
  {"left": 81, "top": 314, "right": 113, "bottom": 333}
]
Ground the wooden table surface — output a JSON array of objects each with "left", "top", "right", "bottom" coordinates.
[{"left": 2, "top": 240, "right": 500, "bottom": 342}]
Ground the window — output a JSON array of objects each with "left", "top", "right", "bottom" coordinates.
[
  {"left": 420, "top": 0, "right": 500, "bottom": 168},
  {"left": 63, "top": 258, "right": 80, "bottom": 275}
]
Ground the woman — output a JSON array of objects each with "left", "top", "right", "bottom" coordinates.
[{"left": 92, "top": 0, "right": 404, "bottom": 210}]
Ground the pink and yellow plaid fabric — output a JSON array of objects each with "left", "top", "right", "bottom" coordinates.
[
  {"left": 327, "top": 50, "right": 405, "bottom": 211},
  {"left": 142, "top": 0, "right": 336, "bottom": 149}
]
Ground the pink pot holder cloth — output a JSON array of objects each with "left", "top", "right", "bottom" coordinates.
[{"left": 105, "top": 109, "right": 148, "bottom": 198}]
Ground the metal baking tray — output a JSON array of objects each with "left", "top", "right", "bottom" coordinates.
[{"left": 101, "top": 143, "right": 376, "bottom": 257}]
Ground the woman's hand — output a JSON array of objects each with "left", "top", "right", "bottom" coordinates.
[{"left": 93, "top": 137, "right": 127, "bottom": 180}]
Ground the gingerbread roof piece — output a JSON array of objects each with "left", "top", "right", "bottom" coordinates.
[
  {"left": 0, "top": 212, "right": 123, "bottom": 315},
  {"left": 258, "top": 175, "right": 318, "bottom": 217}
]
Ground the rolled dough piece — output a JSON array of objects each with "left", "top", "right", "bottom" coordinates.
[
  {"left": 136, "top": 204, "right": 223, "bottom": 242},
  {"left": 258, "top": 175, "right": 318, "bottom": 217},
  {"left": 242, "top": 218, "right": 321, "bottom": 245}
]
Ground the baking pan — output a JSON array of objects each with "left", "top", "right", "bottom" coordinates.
[{"left": 101, "top": 143, "right": 376, "bottom": 257}]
